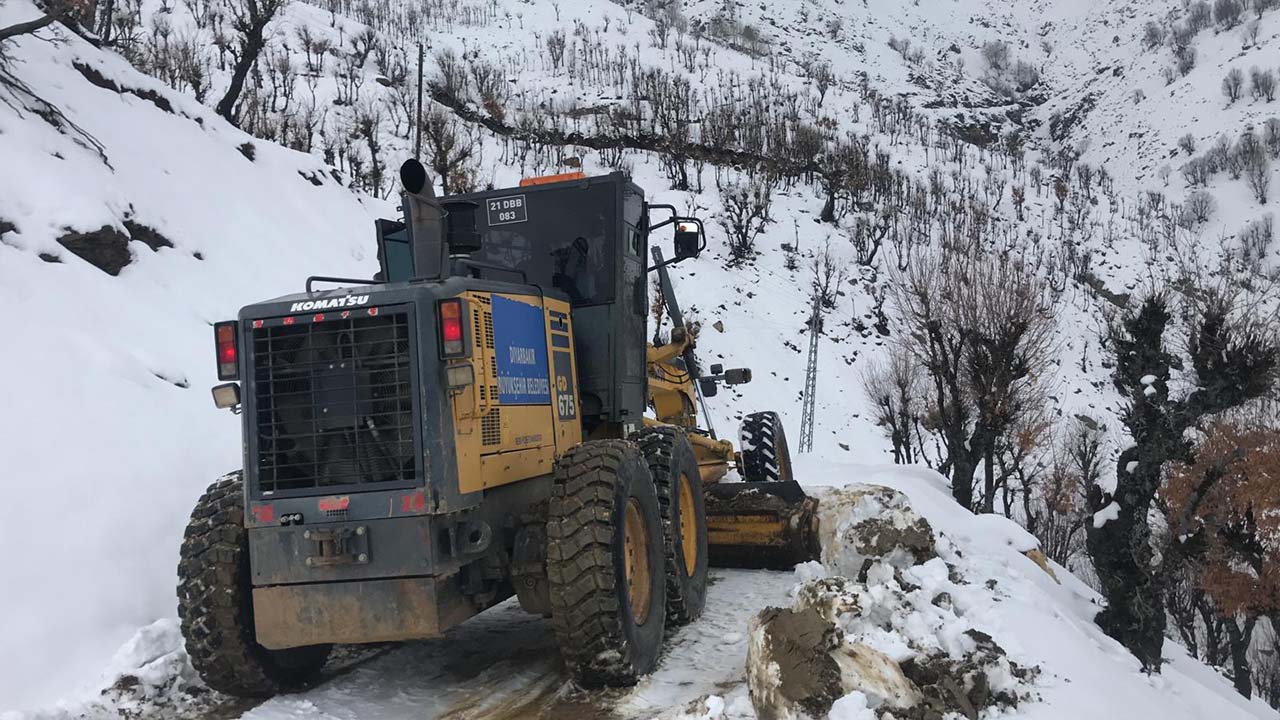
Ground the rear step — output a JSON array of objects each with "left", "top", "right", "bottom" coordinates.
[{"left": 703, "top": 481, "right": 820, "bottom": 570}]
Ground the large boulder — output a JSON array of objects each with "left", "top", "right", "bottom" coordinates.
[
  {"left": 815, "top": 485, "right": 937, "bottom": 579},
  {"left": 746, "top": 605, "right": 919, "bottom": 720}
]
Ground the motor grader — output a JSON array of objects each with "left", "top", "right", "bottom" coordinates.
[{"left": 180, "top": 160, "right": 819, "bottom": 697}]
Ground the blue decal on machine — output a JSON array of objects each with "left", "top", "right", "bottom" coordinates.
[{"left": 491, "top": 295, "right": 551, "bottom": 404}]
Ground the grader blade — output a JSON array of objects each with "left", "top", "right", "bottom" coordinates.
[{"left": 704, "top": 481, "right": 820, "bottom": 570}]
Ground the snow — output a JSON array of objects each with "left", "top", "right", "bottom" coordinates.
[
  {"left": 1094, "top": 501, "right": 1123, "bottom": 528},
  {"left": 0, "top": 0, "right": 387, "bottom": 709},
  {"left": 826, "top": 692, "right": 874, "bottom": 720},
  {"left": 794, "top": 459, "right": 1277, "bottom": 720}
]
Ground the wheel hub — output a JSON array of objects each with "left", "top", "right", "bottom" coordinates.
[
  {"left": 623, "top": 498, "right": 653, "bottom": 625},
  {"left": 678, "top": 472, "right": 698, "bottom": 575}
]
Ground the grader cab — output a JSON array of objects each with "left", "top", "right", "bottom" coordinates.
[{"left": 181, "top": 160, "right": 818, "bottom": 698}]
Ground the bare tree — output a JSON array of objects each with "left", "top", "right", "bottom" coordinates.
[
  {"left": 1216, "top": 0, "right": 1245, "bottom": 28},
  {"left": 1251, "top": 67, "right": 1277, "bottom": 102},
  {"left": 215, "top": 0, "right": 289, "bottom": 125},
  {"left": 1142, "top": 21, "right": 1165, "bottom": 50},
  {"left": 810, "top": 241, "right": 847, "bottom": 310},
  {"left": 717, "top": 176, "right": 773, "bottom": 264},
  {"left": 1185, "top": 189, "right": 1217, "bottom": 224},
  {"left": 888, "top": 249, "right": 1057, "bottom": 511},
  {"left": 1027, "top": 419, "right": 1102, "bottom": 566},
  {"left": 1225, "top": 67, "right": 1246, "bottom": 104},
  {"left": 0, "top": 0, "right": 83, "bottom": 50},
  {"left": 421, "top": 106, "right": 476, "bottom": 195},
  {"left": 862, "top": 348, "right": 926, "bottom": 465}
]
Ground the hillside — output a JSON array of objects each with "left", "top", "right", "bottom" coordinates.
[
  {"left": 0, "top": 0, "right": 388, "bottom": 708},
  {"left": 3, "top": 0, "right": 1280, "bottom": 715}
]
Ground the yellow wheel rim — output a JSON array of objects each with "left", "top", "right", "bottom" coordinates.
[
  {"left": 623, "top": 498, "right": 653, "bottom": 625},
  {"left": 678, "top": 472, "right": 699, "bottom": 575}
]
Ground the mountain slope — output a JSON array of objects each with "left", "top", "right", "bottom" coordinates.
[{"left": 0, "top": 0, "right": 388, "bottom": 709}]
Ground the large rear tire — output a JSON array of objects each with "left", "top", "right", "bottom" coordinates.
[
  {"left": 739, "top": 411, "right": 794, "bottom": 483},
  {"left": 547, "top": 441, "right": 667, "bottom": 688},
  {"left": 177, "top": 472, "right": 331, "bottom": 697},
  {"left": 632, "top": 426, "right": 708, "bottom": 626}
]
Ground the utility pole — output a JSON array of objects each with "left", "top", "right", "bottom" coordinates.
[
  {"left": 798, "top": 298, "right": 820, "bottom": 453},
  {"left": 414, "top": 42, "right": 424, "bottom": 161}
]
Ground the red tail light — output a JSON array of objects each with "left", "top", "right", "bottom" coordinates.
[
  {"left": 438, "top": 298, "right": 468, "bottom": 358},
  {"left": 214, "top": 321, "right": 239, "bottom": 380}
]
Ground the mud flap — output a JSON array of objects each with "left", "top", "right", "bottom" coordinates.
[{"left": 703, "top": 481, "right": 820, "bottom": 570}]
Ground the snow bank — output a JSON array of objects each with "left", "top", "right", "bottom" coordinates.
[
  {"left": 791, "top": 458, "right": 1278, "bottom": 720},
  {"left": 0, "top": 2, "right": 386, "bottom": 709}
]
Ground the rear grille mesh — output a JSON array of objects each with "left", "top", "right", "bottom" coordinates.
[
  {"left": 482, "top": 410, "right": 502, "bottom": 445},
  {"left": 251, "top": 309, "right": 417, "bottom": 495}
]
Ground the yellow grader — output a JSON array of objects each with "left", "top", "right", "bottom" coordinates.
[{"left": 181, "top": 161, "right": 819, "bottom": 696}]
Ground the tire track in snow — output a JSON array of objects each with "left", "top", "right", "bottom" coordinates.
[{"left": 238, "top": 569, "right": 796, "bottom": 720}]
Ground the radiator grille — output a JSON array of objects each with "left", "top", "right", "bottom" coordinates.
[
  {"left": 251, "top": 309, "right": 417, "bottom": 495},
  {"left": 481, "top": 410, "right": 502, "bottom": 445},
  {"left": 470, "top": 297, "right": 498, "bottom": 402}
]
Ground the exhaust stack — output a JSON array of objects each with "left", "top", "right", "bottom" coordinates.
[{"left": 400, "top": 159, "right": 449, "bottom": 282}]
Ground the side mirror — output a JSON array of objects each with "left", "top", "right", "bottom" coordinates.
[
  {"left": 675, "top": 221, "right": 701, "bottom": 260},
  {"left": 710, "top": 363, "right": 724, "bottom": 375},
  {"left": 723, "top": 368, "right": 752, "bottom": 385},
  {"left": 698, "top": 377, "right": 719, "bottom": 398}
]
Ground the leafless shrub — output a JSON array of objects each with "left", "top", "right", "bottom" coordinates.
[
  {"left": 981, "top": 40, "right": 1010, "bottom": 71},
  {"left": 1265, "top": 118, "right": 1280, "bottom": 158},
  {"left": 1251, "top": 67, "right": 1277, "bottom": 102},
  {"left": 1224, "top": 67, "right": 1246, "bottom": 104},
  {"left": 1188, "top": 1, "right": 1214, "bottom": 32},
  {"left": 810, "top": 241, "right": 847, "bottom": 310},
  {"left": 717, "top": 176, "right": 773, "bottom": 264},
  {"left": 1026, "top": 418, "right": 1103, "bottom": 566},
  {"left": 1184, "top": 189, "right": 1217, "bottom": 225},
  {"left": 1142, "top": 21, "right": 1165, "bottom": 50},
  {"left": 1176, "top": 45, "right": 1197, "bottom": 76},
  {"left": 1215, "top": 0, "right": 1245, "bottom": 28},
  {"left": 862, "top": 348, "right": 927, "bottom": 465}
]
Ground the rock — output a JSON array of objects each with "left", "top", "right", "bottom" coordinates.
[
  {"left": 897, "top": 631, "right": 1037, "bottom": 720},
  {"left": 816, "top": 486, "right": 937, "bottom": 579},
  {"left": 1022, "top": 549, "right": 1060, "bottom": 583},
  {"left": 834, "top": 643, "right": 921, "bottom": 711},
  {"left": 794, "top": 576, "right": 860, "bottom": 622},
  {"left": 747, "top": 606, "right": 845, "bottom": 720},
  {"left": 747, "top": 605, "right": 921, "bottom": 720}
]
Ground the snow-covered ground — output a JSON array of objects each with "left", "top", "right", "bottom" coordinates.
[
  {"left": 0, "top": 0, "right": 388, "bottom": 709},
  {"left": 11, "top": 460, "right": 1273, "bottom": 719}
]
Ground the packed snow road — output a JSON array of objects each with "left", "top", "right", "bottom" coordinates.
[{"left": 240, "top": 569, "right": 793, "bottom": 720}]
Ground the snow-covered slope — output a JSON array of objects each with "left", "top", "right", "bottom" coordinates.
[{"left": 0, "top": 0, "right": 389, "bottom": 709}]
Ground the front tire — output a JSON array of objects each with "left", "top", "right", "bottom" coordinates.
[
  {"left": 547, "top": 441, "right": 667, "bottom": 687},
  {"left": 632, "top": 426, "right": 708, "bottom": 626},
  {"left": 177, "top": 472, "right": 330, "bottom": 697},
  {"left": 739, "top": 411, "right": 794, "bottom": 483}
]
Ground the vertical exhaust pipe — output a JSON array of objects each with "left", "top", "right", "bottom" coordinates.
[{"left": 400, "top": 159, "right": 448, "bottom": 282}]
